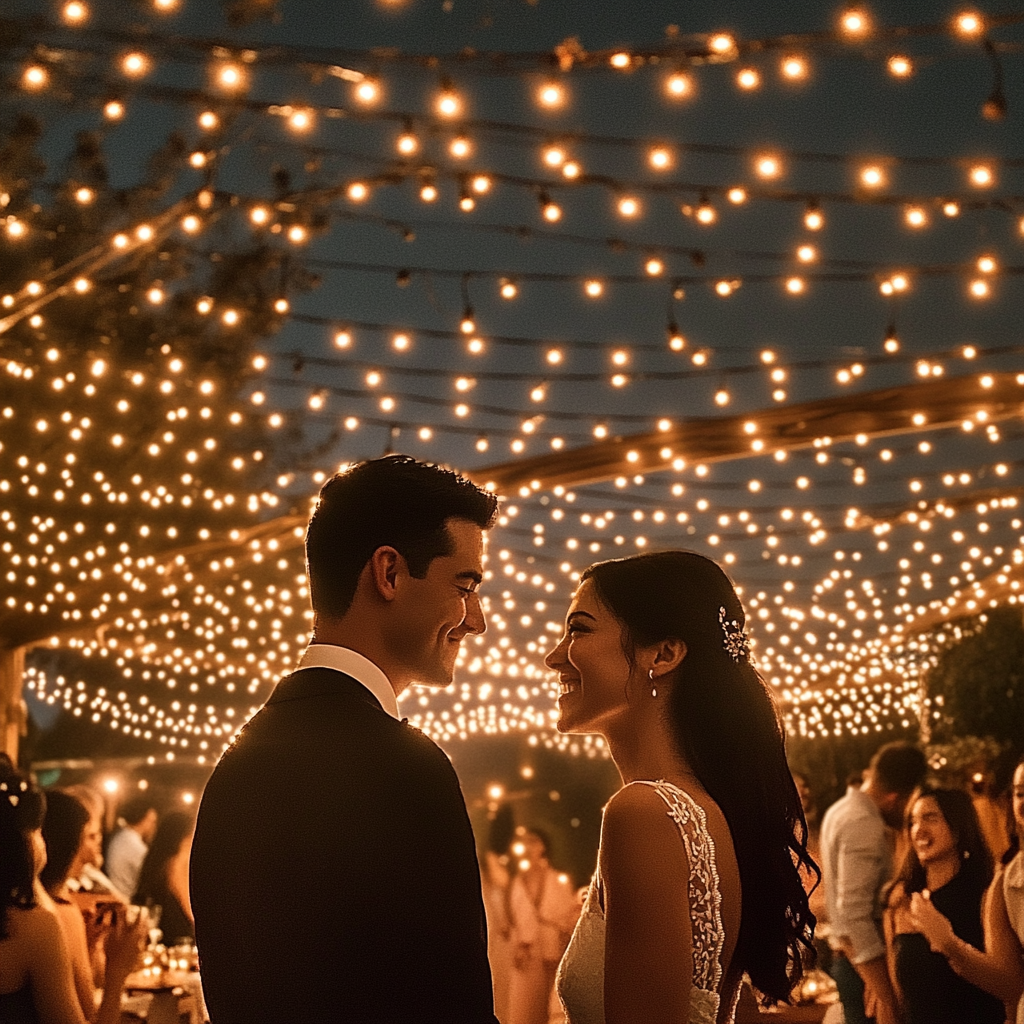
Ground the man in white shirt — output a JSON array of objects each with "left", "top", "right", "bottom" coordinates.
[
  {"left": 105, "top": 796, "right": 158, "bottom": 900},
  {"left": 820, "top": 741, "right": 927, "bottom": 1024}
]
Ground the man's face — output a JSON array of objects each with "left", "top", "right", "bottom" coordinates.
[{"left": 389, "top": 518, "right": 486, "bottom": 688}]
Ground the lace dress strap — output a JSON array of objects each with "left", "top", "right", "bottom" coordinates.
[{"left": 629, "top": 779, "right": 726, "bottom": 995}]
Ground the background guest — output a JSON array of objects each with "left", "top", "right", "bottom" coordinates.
[
  {"left": 820, "top": 741, "right": 927, "bottom": 1024},
  {"left": 134, "top": 811, "right": 196, "bottom": 944},
  {"left": 1, "top": 759, "right": 143, "bottom": 1024},
  {"left": 910, "top": 755, "right": 1024, "bottom": 1023},
  {"left": 884, "top": 786, "right": 1003, "bottom": 1023},
  {"left": 506, "top": 827, "right": 579, "bottom": 1024},
  {"left": 106, "top": 796, "right": 158, "bottom": 902},
  {"left": 481, "top": 804, "right": 515, "bottom": 1023}
]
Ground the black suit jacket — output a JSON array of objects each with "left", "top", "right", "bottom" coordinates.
[{"left": 190, "top": 667, "right": 497, "bottom": 1024}]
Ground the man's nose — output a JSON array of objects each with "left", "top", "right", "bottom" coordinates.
[{"left": 464, "top": 591, "right": 486, "bottom": 635}]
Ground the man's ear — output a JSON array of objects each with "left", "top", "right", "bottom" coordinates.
[{"left": 366, "top": 546, "right": 404, "bottom": 602}]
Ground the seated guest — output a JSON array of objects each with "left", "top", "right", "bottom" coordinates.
[
  {"left": 134, "top": 811, "right": 195, "bottom": 944},
  {"left": 106, "top": 797, "right": 158, "bottom": 901},
  {"left": 0, "top": 759, "right": 142, "bottom": 1024},
  {"left": 62, "top": 784, "right": 124, "bottom": 901},
  {"left": 884, "top": 786, "right": 1004, "bottom": 1024}
]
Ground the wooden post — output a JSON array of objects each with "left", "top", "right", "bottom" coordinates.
[{"left": 0, "top": 646, "right": 26, "bottom": 764}]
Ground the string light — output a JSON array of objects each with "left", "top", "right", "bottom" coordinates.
[
  {"left": 887, "top": 55, "right": 913, "bottom": 77},
  {"left": 736, "top": 68, "right": 761, "bottom": 90}
]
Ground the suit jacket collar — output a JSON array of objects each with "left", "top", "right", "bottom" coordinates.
[{"left": 267, "top": 666, "right": 390, "bottom": 717}]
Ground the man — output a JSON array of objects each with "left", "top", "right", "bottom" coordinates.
[
  {"left": 191, "top": 455, "right": 500, "bottom": 1024},
  {"left": 820, "top": 741, "right": 927, "bottom": 1024},
  {"left": 105, "top": 796, "right": 158, "bottom": 900}
]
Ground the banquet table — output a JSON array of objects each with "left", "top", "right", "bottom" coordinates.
[{"left": 121, "top": 968, "right": 208, "bottom": 1024}]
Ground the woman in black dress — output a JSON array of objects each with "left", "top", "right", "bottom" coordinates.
[{"left": 884, "top": 786, "right": 1003, "bottom": 1024}]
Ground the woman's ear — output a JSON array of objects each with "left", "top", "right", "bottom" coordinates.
[{"left": 649, "top": 638, "right": 687, "bottom": 680}]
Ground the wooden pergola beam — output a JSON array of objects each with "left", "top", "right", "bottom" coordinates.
[{"left": 474, "top": 372, "right": 1024, "bottom": 494}]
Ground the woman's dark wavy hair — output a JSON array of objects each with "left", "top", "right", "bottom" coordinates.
[
  {"left": 895, "top": 785, "right": 994, "bottom": 895},
  {"left": 134, "top": 811, "right": 195, "bottom": 905},
  {"left": 40, "top": 789, "right": 91, "bottom": 896},
  {"left": 1003, "top": 752, "right": 1024, "bottom": 866},
  {"left": 897, "top": 786, "right": 991, "bottom": 892},
  {"left": 581, "top": 550, "right": 817, "bottom": 1004},
  {"left": 0, "top": 758, "right": 47, "bottom": 940}
]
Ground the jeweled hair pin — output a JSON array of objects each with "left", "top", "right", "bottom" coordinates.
[{"left": 718, "top": 606, "right": 751, "bottom": 662}]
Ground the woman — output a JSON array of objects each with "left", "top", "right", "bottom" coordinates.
[
  {"left": 41, "top": 789, "right": 108, "bottom": 1019},
  {"left": 547, "top": 551, "right": 816, "bottom": 1024},
  {"left": 0, "top": 759, "right": 143, "bottom": 1024},
  {"left": 910, "top": 756, "right": 1024, "bottom": 1023},
  {"left": 134, "top": 811, "right": 196, "bottom": 943},
  {"left": 506, "top": 827, "right": 580, "bottom": 1024},
  {"left": 884, "top": 786, "right": 1004, "bottom": 1024}
]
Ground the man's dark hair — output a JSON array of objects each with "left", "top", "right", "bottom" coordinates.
[
  {"left": 119, "top": 795, "right": 157, "bottom": 827},
  {"left": 305, "top": 455, "right": 498, "bottom": 619},
  {"left": 870, "top": 741, "right": 927, "bottom": 797}
]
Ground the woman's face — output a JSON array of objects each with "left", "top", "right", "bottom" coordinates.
[
  {"left": 545, "top": 578, "right": 635, "bottom": 735},
  {"left": 909, "top": 795, "right": 957, "bottom": 868},
  {"left": 74, "top": 814, "right": 104, "bottom": 874},
  {"left": 1012, "top": 763, "right": 1024, "bottom": 837}
]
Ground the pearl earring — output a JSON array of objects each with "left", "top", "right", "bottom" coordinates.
[{"left": 649, "top": 668, "right": 657, "bottom": 698}]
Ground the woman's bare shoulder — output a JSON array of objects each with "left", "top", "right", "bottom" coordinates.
[{"left": 7, "top": 903, "right": 64, "bottom": 946}]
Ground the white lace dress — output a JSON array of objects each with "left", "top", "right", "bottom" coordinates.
[{"left": 555, "top": 780, "right": 736, "bottom": 1024}]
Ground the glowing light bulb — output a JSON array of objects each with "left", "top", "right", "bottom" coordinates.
[
  {"left": 104, "top": 100, "right": 125, "bottom": 119},
  {"left": 804, "top": 207, "right": 824, "bottom": 230},
  {"left": 860, "top": 165, "right": 885, "bottom": 188},
  {"left": 562, "top": 161, "right": 581, "bottom": 179},
  {"left": 786, "top": 277, "right": 806, "bottom": 294},
  {"left": 668, "top": 333, "right": 686, "bottom": 351},
  {"left": 73, "top": 277, "right": 91, "bottom": 293},
  {"left": 618, "top": 196, "right": 640, "bottom": 217},
  {"left": 288, "top": 109, "right": 314, "bottom": 132},
  {"left": 715, "top": 279, "right": 738, "bottom": 296},
  {"left": 781, "top": 55, "right": 808, "bottom": 80},
  {"left": 976, "top": 255, "right": 997, "bottom": 273},
  {"left": 393, "top": 333, "right": 411, "bottom": 350},
  {"left": 904, "top": 206, "right": 927, "bottom": 228},
  {"left": 74, "top": 187, "right": 94, "bottom": 204},
  {"left": 695, "top": 203, "right": 717, "bottom": 224},
  {"left": 887, "top": 55, "right": 913, "bottom": 77},
  {"left": 796, "top": 244, "right": 817, "bottom": 263},
  {"left": 968, "top": 164, "right": 993, "bottom": 187},
  {"left": 216, "top": 63, "right": 244, "bottom": 89},
  {"left": 449, "top": 136, "right": 471, "bottom": 159},
  {"left": 954, "top": 11, "right": 984, "bottom": 36},
  {"left": 542, "top": 201, "right": 562, "bottom": 222},
  {"left": 347, "top": 181, "right": 369, "bottom": 202},
  {"left": 287, "top": 225, "right": 307, "bottom": 244},
  {"left": 708, "top": 33, "right": 736, "bottom": 55},
  {"left": 334, "top": 330, "right": 352, "bottom": 348},
  {"left": 715, "top": 390, "right": 730, "bottom": 406},
  {"left": 23, "top": 66, "right": 48, "bottom": 90},
  {"left": 609, "top": 52, "right": 631, "bottom": 69},
  {"left": 63, "top": 1, "right": 88, "bottom": 23},
  {"left": 355, "top": 79, "right": 380, "bottom": 104},
  {"left": 736, "top": 68, "right": 760, "bottom": 90},
  {"left": 727, "top": 187, "right": 747, "bottom": 204},
  {"left": 648, "top": 147, "right": 672, "bottom": 169},
  {"left": 500, "top": 280, "right": 518, "bottom": 299},
  {"left": 756, "top": 155, "right": 781, "bottom": 178},
  {"left": 645, "top": 258, "right": 664, "bottom": 276},
  {"left": 840, "top": 9, "right": 870, "bottom": 35},
  {"left": 665, "top": 72, "right": 693, "bottom": 98},
  {"left": 122, "top": 52, "right": 149, "bottom": 77},
  {"left": 436, "top": 89, "right": 462, "bottom": 118},
  {"left": 198, "top": 111, "right": 219, "bottom": 130},
  {"left": 584, "top": 279, "right": 603, "bottom": 298},
  {"left": 181, "top": 215, "right": 201, "bottom": 233},
  {"left": 250, "top": 206, "right": 270, "bottom": 226},
  {"left": 969, "top": 279, "right": 990, "bottom": 298},
  {"left": 543, "top": 146, "right": 566, "bottom": 168},
  {"left": 189, "top": 151, "right": 207, "bottom": 168},
  {"left": 471, "top": 175, "right": 491, "bottom": 194},
  {"left": 537, "top": 82, "right": 565, "bottom": 108},
  {"left": 459, "top": 195, "right": 475, "bottom": 211},
  {"left": 420, "top": 183, "right": 438, "bottom": 202},
  {"left": 396, "top": 133, "right": 418, "bottom": 155}
]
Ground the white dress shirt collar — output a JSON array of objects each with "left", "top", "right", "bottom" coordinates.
[{"left": 294, "top": 644, "right": 400, "bottom": 720}]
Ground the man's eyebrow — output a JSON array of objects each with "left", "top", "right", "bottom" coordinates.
[{"left": 567, "top": 610, "right": 596, "bottom": 623}]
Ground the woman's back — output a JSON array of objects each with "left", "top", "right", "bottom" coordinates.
[{"left": 558, "top": 780, "right": 742, "bottom": 1024}]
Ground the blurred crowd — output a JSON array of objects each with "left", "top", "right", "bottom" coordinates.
[{"left": 0, "top": 755, "right": 196, "bottom": 1024}]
